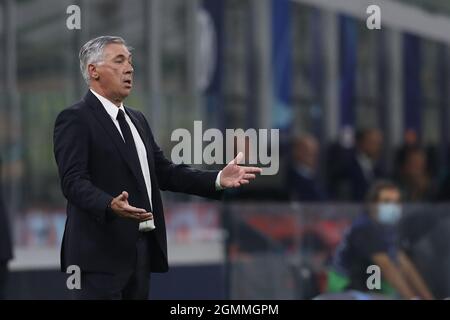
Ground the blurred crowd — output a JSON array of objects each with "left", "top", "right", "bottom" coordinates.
[
  {"left": 284, "top": 128, "right": 450, "bottom": 299},
  {"left": 286, "top": 128, "right": 450, "bottom": 203}
]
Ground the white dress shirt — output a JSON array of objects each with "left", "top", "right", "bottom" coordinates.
[
  {"left": 356, "top": 152, "right": 375, "bottom": 182},
  {"left": 90, "top": 90, "right": 223, "bottom": 231},
  {"left": 91, "top": 89, "right": 154, "bottom": 231}
]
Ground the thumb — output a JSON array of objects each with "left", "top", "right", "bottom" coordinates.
[
  {"left": 233, "top": 152, "right": 244, "bottom": 165},
  {"left": 119, "top": 191, "right": 128, "bottom": 201}
]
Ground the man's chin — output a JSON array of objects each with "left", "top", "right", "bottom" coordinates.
[{"left": 119, "top": 89, "right": 132, "bottom": 99}]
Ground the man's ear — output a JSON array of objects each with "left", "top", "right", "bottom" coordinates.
[{"left": 88, "top": 64, "right": 99, "bottom": 80}]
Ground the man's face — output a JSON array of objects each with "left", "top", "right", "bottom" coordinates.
[
  {"left": 404, "top": 151, "right": 426, "bottom": 178},
  {"left": 294, "top": 138, "right": 319, "bottom": 170},
  {"left": 361, "top": 130, "right": 383, "bottom": 160},
  {"left": 90, "top": 43, "right": 133, "bottom": 103}
]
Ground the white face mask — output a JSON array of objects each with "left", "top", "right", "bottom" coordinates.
[{"left": 376, "top": 203, "right": 402, "bottom": 225}]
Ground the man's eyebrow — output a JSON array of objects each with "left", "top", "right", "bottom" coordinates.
[{"left": 112, "top": 54, "right": 132, "bottom": 60}]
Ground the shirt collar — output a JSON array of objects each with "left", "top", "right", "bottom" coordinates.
[
  {"left": 357, "top": 152, "right": 374, "bottom": 169},
  {"left": 90, "top": 89, "right": 125, "bottom": 120}
]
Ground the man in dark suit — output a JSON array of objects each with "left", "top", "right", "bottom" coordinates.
[
  {"left": 287, "top": 134, "right": 326, "bottom": 202},
  {"left": 53, "top": 36, "right": 261, "bottom": 300},
  {"left": 0, "top": 159, "right": 13, "bottom": 300},
  {"left": 346, "top": 129, "right": 384, "bottom": 201}
]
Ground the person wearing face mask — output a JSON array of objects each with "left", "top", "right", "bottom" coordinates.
[{"left": 326, "top": 181, "right": 434, "bottom": 299}]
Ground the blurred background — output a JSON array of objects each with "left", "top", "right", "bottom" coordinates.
[{"left": 1, "top": 0, "right": 450, "bottom": 299}]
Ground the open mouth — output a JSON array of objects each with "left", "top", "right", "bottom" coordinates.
[{"left": 123, "top": 79, "right": 132, "bottom": 86}]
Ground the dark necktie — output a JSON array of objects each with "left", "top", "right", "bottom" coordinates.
[
  {"left": 117, "top": 109, "right": 140, "bottom": 163},
  {"left": 116, "top": 109, "right": 152, "bottom": 209}
]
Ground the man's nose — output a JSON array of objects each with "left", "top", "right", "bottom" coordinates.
[{"left": 125, "top": 62, "right": 134, "bottom": 74}]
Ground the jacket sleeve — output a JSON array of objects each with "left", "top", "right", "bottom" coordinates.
[
  {"left": 53, "top": 108, "right": 114, "bottom": 223},
  {"left": 138, "top": 112, "right": 223, "bottom": 200}
]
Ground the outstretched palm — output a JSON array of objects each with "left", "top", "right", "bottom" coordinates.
[{"left": 220, "top": 152, "right": 262, "bottom": 188}]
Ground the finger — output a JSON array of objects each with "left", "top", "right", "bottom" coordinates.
[
  {"left": 239, "top": 179, "right": 250, "bottom": 185},
  {"left": 118, "top": 191, "right": 128, "bottom": 201},
  {"left": 243, "top": 173, "right": 256, "bottom": 180},
  {"left": 232, "top": 152, "right": 244, "bottom": 165},
  {"left": 234, "top": 182, "right": 241, "bottom": 188},
  {"left": 138, "top": 212, "right": 153, "bottom": 221},
  {"left": 140, "top": 216, "right": 153, "bottom": 222},
  {"left": 126, "top": 213, "right": 143, "bottom": 221},
  {"left": 244, "top": 167, "right": 262, "bottom": 174},
  {"left": 123, "top": 204, "right": 147, "bottom": 214},
  {"left": 129, "top": 211, "right": 150, "bottom": 220}
]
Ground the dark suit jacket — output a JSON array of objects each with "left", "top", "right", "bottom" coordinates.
[
  {"left": 0, "top": 163, "right": 13, "bottom": 262},
  {"left": 347, "top": 153, "right": 384, "bottom": 202},
  {"left": 287, "top": 167, "right": 326, "bottom": 202},
  {"left": 53, "top": 91, "right": 222, "bottom": 274}
]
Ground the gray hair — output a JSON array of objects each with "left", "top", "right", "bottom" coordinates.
[{"left": 79, "top": 36, "right": 130, "bottom": 84}]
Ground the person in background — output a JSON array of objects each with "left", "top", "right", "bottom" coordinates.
[
  {"left": 394, "top": 129, "right": 419, "bottom": 178},
  {"left": 346, "top": 129, "right": 384, "bottom": 201},
  {"left": 288, "top": 134, "right": 326, "bottom": 202},
  {"left": 395, "top": 146, "right": 435, "bottom": 202},
  {"left": 325, "top": 127, "right": 355, "bottom": 200},
  {"left": 327, "top": 181, "right": 434, "bottom": 300},
  {"left": 0, "top": 158, "right": 13, "bottom": 299}
]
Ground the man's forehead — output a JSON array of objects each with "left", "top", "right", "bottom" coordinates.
[{"left": 104, "top": 43, "right": 131, "bottom": 57}]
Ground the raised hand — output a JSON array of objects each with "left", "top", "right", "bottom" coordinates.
[{"left": 220, "top": 152, "right": 262, "bottom": 188}]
